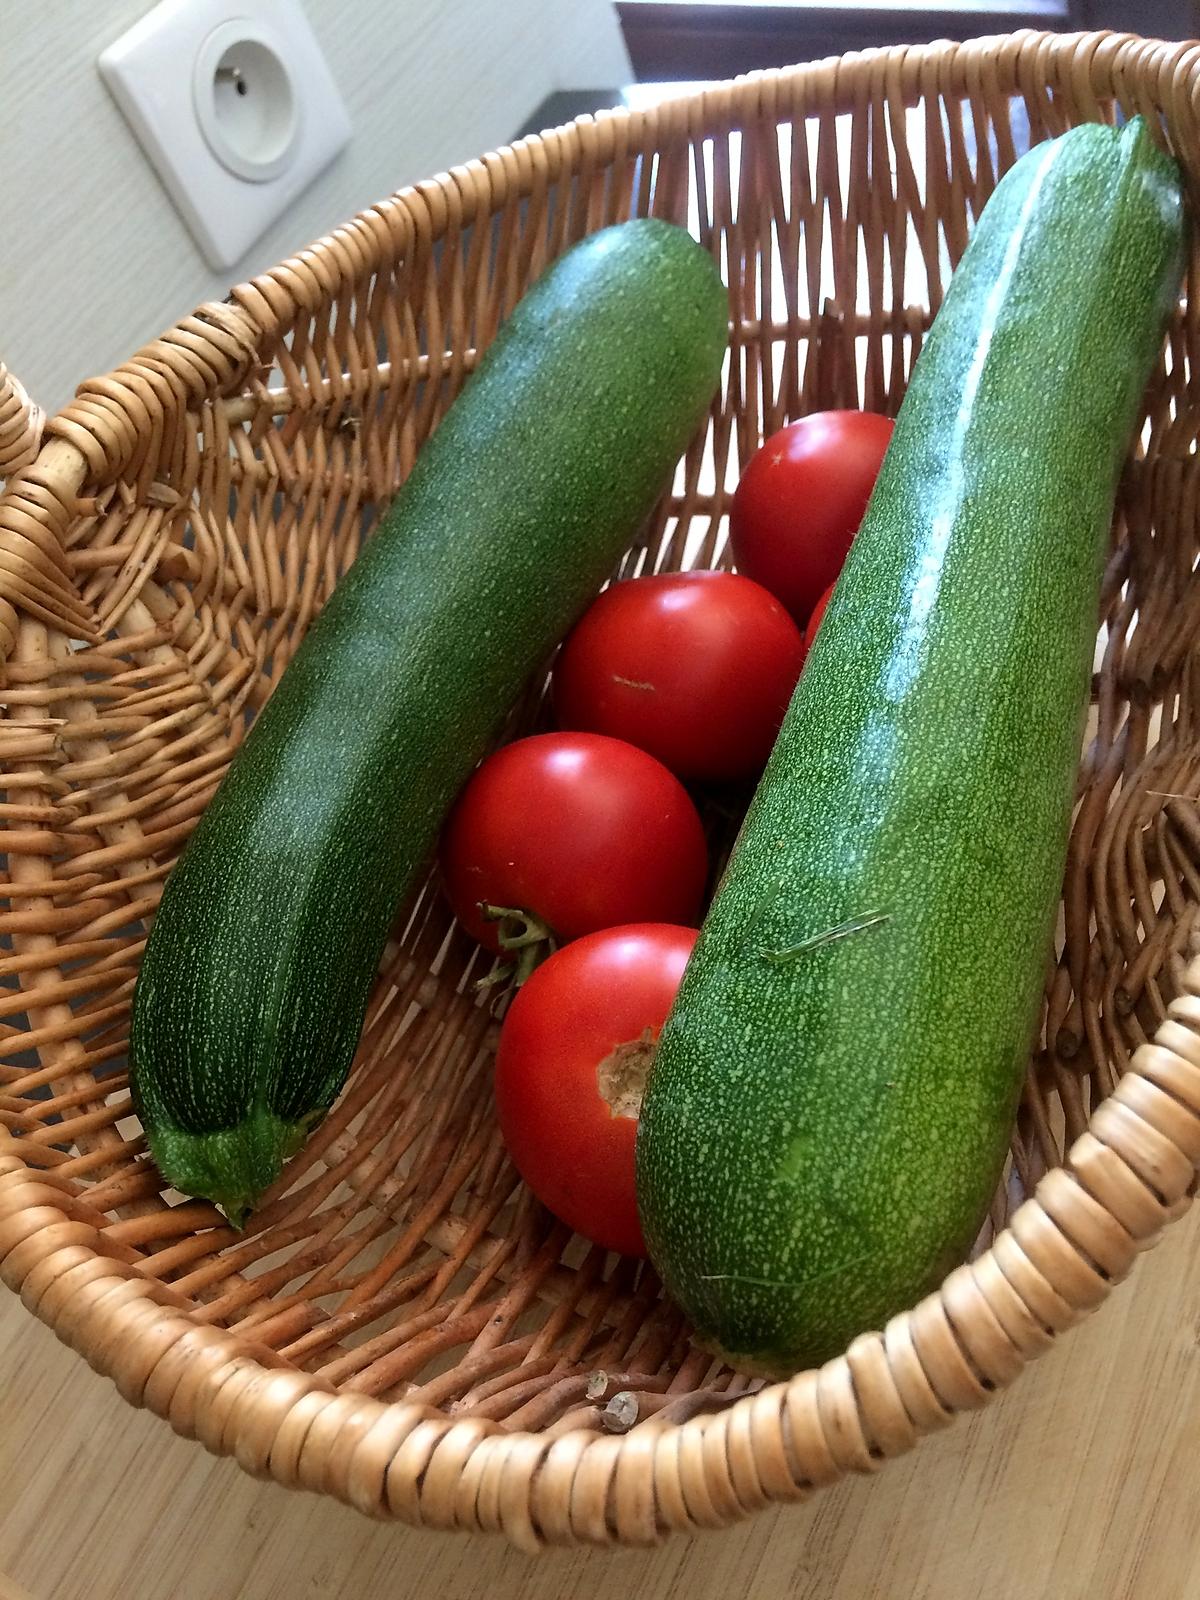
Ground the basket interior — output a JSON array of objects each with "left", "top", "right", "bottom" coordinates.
[{"left": 4, "top": 59, "right": 1200, "bottom": 1433}]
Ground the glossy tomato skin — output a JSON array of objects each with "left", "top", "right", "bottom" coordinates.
[
  {"left": 729, "top": 410, "right": 894, "bottom": 623},
  {"left": 803, "top": 582, "right": 835, "bottom": 654},
  {"left": 553, "top": 570, "right": 806, "bottom": 783},
  {"left": 439, "top": 732, "right": 708, "bottom": 952},
  {"left": 495, "top": 923, "right": 698, "bottom": 1256}
]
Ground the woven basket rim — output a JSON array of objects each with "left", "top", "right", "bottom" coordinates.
[{"left": 2, "top": 26, "right": 1200, "bottom": 1550}]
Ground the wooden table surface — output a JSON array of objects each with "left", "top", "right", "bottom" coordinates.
[{"left": 2, "top": 1202, "right": 1198, "bottom": 1600}]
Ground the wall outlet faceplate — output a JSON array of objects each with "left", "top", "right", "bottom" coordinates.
[{"left": 100, "top": 0, "right": 352, "bottom": 271}]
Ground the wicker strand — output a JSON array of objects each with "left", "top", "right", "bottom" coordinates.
[{"left": 0, "top": 363, "right": 44, "bottom": 480}]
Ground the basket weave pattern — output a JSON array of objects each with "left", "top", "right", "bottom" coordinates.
[{"left": 3, "top": 29, "right": 1200, "bottom": 1548}]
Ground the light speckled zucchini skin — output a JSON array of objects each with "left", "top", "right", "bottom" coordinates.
[
  {"left": 130, "top": 218, "right": 728, "bottom": 1225},
  {"left": 636, "top": 119, "right": 1184, "bottom": 1375}
]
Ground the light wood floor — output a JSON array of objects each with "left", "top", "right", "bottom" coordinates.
[{"left": 2, "top": 1199, "right": 1198, "bottom": 1600}]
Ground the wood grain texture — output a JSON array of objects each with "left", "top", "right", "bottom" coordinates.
[
  {"left": 3, "top": 1205, "right": 1198, "bottom": 1600},
  {"left": 616, "top": 1, "right": 1074, "bottom": 79},
  {"left": 616, "top": 0, "right": 1200, "bottom": 82}
]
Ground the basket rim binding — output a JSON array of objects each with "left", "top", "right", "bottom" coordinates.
[{"left": 2, "top": 26, "right": 1200, "bottom": 1551}]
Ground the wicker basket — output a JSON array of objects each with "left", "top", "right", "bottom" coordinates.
[{"left": 3, "top": 26, "right": 1200, "bottom": 1551}]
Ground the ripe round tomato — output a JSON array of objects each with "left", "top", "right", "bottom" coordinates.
[
  {"left": 439, "top": 732, "right": 708, "bottom": 956},
  {"left": 494, "top": 923, "right": 698, "bottom": 1256},
  {"left": 729, "top": 410, "right": 893, "bottom": 623},
  {"left": 803, "top": 582, "right": 835, "bottom": 654},
  {"left": 553, "top": 570, "right": 805, "bottom": 783}
]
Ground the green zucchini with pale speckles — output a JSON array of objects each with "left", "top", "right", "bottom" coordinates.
[
  {"left": 636, "top": 118, "right": 1184, "bottom": 1375},
  {"left": 130, "top": 217, "right": 728, "bottom": 1225}
]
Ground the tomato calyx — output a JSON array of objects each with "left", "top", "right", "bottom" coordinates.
[
  {"left": 473, "top": 902, "right": 559, "bottom": 991},
  {"left": 596, "top": 1026, "right": 657, "bottom": 1120}
]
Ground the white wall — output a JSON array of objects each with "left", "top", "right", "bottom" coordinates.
[{"left": 1, "top": 1, "right": 630, "bottom": 416}]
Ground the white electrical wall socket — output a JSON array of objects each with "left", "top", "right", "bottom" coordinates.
[{"left": 100, "top": 0, "right": 352, "bottom": 271}]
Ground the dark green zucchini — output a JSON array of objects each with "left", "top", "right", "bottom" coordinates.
[{"left": 131, "top": 217, "right": 728, "bottom": 1224}]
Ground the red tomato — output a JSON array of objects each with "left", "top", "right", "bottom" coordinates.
[
  {"left": 803, "top": 582, "right": 835, "bottom": 654},
  {"left": 495, "top": 923, "right": 698, "bottom": 1256},
  {"left": 553, "top": 571, "right": 805, "bottom": 783},
  {"left": 729, "top": 410, "right": 893, "bottom": 623},
  {"left": 439, "top": 732, "right": 708, "bottom": 954}
]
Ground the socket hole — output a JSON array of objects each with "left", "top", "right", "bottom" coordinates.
[{"left": 211, "top": 40, "right": 296, "bottom": 171}]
